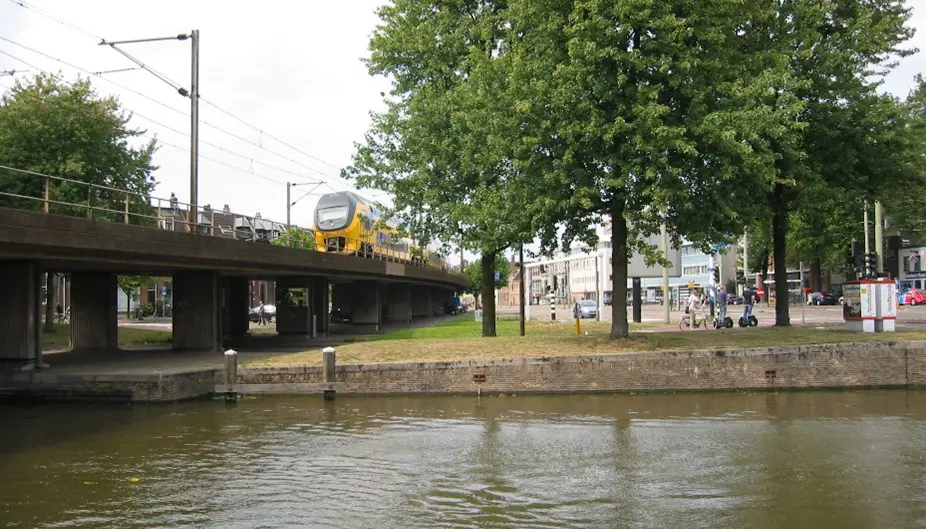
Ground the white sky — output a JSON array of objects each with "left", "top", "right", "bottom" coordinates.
[{"left": 0, "top": 0, "right": 924, "bottom": 266}]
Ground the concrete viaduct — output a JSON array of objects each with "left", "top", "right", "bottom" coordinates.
[{"left": 0, "top": 208, "right": 467, "bottom": 368}]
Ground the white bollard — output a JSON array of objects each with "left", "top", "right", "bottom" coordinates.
[
  {"left": 224, "top": 349, "right": 238, "bottom": 402},
  {"left": 322, "top": 346, "right": 336, "bottom": 401}
]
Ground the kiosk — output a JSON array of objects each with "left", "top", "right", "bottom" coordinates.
[{"left": 842, "top": 279, "right": 896, "bottom": 332}]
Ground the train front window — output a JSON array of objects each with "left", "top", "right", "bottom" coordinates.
[{"left": 318, "top": 206, "right": 349, "bottom": 224}]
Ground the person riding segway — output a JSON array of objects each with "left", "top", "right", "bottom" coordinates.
[{"left": 739, "top": 286, "right": 759, "bottom": 327}]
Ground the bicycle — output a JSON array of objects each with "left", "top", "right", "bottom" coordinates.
[{"left": 679, "top": 310, "right": 712, "bottom": 331}]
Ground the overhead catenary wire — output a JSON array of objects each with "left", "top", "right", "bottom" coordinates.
[
  {"left": 0, "top": 9, "right": 387, "bottom": 201},
  {"left": 0, "top": 36, "right": 350, "bottom": 188},
  {"left": 0, "top": 43, "right": 336, "bottom": 187}
]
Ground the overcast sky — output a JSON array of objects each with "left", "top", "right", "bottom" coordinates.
[{"left": 1, "top": 0, "right": 924, "bottom": 264}]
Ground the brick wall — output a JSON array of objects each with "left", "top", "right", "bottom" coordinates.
[{"left": 239, "top": 341, "right": 926, "bottom": 395}]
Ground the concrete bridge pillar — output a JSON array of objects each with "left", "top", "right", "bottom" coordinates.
[
  {"left": 172, "top": 271, "right": 221, "bottom": 351},
  {"left": 412, "top": 286, "right": 432, "bottom": 318},
  {"left": 333, "top": 280, "right": 381, "bottom": 329},
  {"left": 223, "top": 277, "right": 250, "bottom": 339},
  {"left": 386, "top": 283, "right": 412, "bottom": 324},
  {"left": 312, "top": 277, "right": 329, "bottom": 337},
  {"left": 275, "top": 277, "right": 313, "bottom": 335},
  {"left": 0, "top": 261, "right": 40, "bottom": 363},
  {"left": 70, "top": 272, "right": 118, "bottom": 351}
]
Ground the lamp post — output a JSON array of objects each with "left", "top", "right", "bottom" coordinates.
[{"left": 100, "top": 31, "right": 199, "bottom": 230}]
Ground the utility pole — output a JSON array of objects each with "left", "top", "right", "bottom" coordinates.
[
  {"left": 190, "top": 29, "right": 200, "bottom": 231},
  {"left": 864, "top": 203, "right": 871, "bottom": 277},
  {"left": 286, "top": 182, "right": 292, "bottom": 228},
  {"left": 99, "top": 31, "right": 200, "bottom": 231},
  {"left": 875, "top": 200, "right": 884, "bottom": 276},
  {"left": 519, "top": 245, "right": 525, "bottom": 336},
  {"left": 661, "top": 223, "right": 670, "bottom": 324},
  {"left": 742, "top": 230, "right": 749, "bottom": 296},
  {"left": 595, "top": 250, "right": 601, "bottom": 322}
]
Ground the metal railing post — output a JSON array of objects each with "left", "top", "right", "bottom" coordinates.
[
  {"left": 87, "top": 185, "right": 93, "bottom": 219},
  {"left": 124, "top": 192, "right": 130, "bottom": 224},
  {"left": 210, "top": 210, "right": 215, "bottom": 236},
  {"left": 43, "top": 176, "right": 49, "bottom": 214}
]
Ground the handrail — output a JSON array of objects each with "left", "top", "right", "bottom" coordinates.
[{"left": 0, "top": 164, "right": 466, "bottom": 279}]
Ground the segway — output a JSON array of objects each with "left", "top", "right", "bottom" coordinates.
[{"left": 738, "top": 313, "right": 758, "bottom": 327}]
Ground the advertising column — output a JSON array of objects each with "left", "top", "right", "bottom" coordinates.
[{"left": 842, "top": 281, "right": 876, "bottom": 332}]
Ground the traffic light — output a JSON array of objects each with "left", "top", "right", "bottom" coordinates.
[
  {"left": 736, "top": 269, "right": 745, "bottom": 285},
  {"left": 712, "top": 266, "right": 720, "bottom": 284},
  {"left": 864, "top": 253, "right": 878, "bottom": 276}
]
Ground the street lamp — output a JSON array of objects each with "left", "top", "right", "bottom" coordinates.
[{"left": 99, "top": 31, "right": 200, "bottom": 231}]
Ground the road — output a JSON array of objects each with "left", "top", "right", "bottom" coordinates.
[{"left": 497, "top": 303, "right": 926, "bottom": 329}]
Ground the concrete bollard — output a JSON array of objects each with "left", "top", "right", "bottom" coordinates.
[
  {"left": 224, "top": 349, "right": 238, "bottom": 402},
  {"left": 322, "top": 346, "right": 336, "bottom": 401}
]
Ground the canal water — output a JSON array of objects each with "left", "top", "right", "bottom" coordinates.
[{"left": 2, "top": 390, "right": 926, "bottom": 528}]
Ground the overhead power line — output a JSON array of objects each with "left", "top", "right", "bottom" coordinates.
[
  {"left": 0, "top": 40, "right": 335, "bottom": 186},
  {"left": 0, "top": 36, "right": 347, "bottom": 185}
]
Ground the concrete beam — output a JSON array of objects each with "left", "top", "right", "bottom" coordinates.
[
  {"left": 275, "top": 277, "right": 312, "bottom": 335},
  {"left": 223, "top": 277, "right": 250, "bottom": 339},
  {"left": 386, "top": 283, "right": 412, "bottom": 324},
  {"left": 0, "top": 261, "right": 40, "bottom": 363},
  {"left": 173, "top": 271, "right": 221, "bottom": 351},
  {"left": 70, "top": 272, "right": 118, "bottom": 351}
]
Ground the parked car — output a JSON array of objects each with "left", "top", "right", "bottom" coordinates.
[
  {"left": 727, "top": 295, "right": 744, "bottom": 305},
  {"left": 576, "top": 299, "right": 598, "bottom": 319},
  {"left": 807, "top": 292, "right": 838, "bottom": 306},
  {"left": 248, "top": 304, "right": 276, "bottom": 323},
  {"left": 900, "top": 288, "right": 926, "bottom": 306},
  {"left": 445, "top": 296, "right": 468, "bottom": 315}
]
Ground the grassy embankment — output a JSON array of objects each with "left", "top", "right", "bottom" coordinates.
[
  {"left": 41, "top": 324, "right": 172, "bottom": 351},
  {"left": 248, "top": 317, "right": 926, "bottom": 367}
]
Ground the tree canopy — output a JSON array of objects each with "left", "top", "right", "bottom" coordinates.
[{"left": 0, "top": 73, "right": 158, "bottom": 222}]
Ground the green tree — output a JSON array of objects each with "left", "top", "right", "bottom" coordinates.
[
  {"left": 738, "top": 1, "right": 916, "bottom": 325},
  {"left": 0, "top": 74, "right": 158, "bottom": 218},
  {"left": 501, "top": 0, "right": 797, "bottom": 338},
  {"left": 1, "top": 74, "right": 158, "bottom": 324},
  {"left": 346, "top": 0, "right": 542, "bottom": 337},
  {"left": 464, "top": 254, "right": 511, "bottom": 307},
  {"left": 273, "top": 228, "right": 316, "bottom": 251},
  {"left": 117, "top": 275, "right": 141, "bottom": 320}
]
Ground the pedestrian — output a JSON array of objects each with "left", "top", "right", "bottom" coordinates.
[
  {"left": 55, "top": 303, "right": 64, "bottom": 324},
  {"left": 716, "top": 285, "right": 728, "bottom": 327},
  {"left": 258, "top": 300, "right": 266, "bottom": 326}
]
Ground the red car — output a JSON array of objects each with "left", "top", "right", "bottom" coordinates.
[{"left": 901, "top": 289, "right": 926, "bottom": 306}]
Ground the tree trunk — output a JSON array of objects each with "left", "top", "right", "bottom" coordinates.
[
  {"left": 610, "top": 200, "right": 629, "bottom": 339},
  {"left": 811, "top": 258, "right": 822, "bottom": 292},
  {"left": 43, "top": 272, "right": 55, "bottom": 332},
  {"left": 125, "top": 291, "right": 132, "bottom": 320},
  {"left": 772, "top": 185, "right": 790, "bottom": 326},
  {"left": 481, "top": 251, "right": 497, "bottom": 337}
]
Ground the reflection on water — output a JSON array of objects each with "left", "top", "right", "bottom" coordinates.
[{"left": 2, "top": 390, "right": 926, "bottom": 528}]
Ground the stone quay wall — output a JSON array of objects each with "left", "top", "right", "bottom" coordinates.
[{"left": 239, "top": 341, "right": 926, "bottom": 395}]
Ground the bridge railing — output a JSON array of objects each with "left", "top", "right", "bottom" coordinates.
[{"left": 0, "top": 164, "right": 465, "bottom": 277}]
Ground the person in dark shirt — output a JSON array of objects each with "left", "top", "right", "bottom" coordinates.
[
  {"left": 716, "top": 286, "right": 728, "bottom": 325},
  {"left": 742, "top": 286, "right": 755, "bottom": 321}
]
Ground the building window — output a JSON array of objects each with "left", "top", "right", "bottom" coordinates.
[{"left": 160, "top": 217, "right": 174, "bottom": 231}]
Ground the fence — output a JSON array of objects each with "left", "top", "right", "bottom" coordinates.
[{"left": 0, "top": 164, "right": 462, "bottom": 275}]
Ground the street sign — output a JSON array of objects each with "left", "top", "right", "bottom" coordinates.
[
  {"left": 494, "top": 272, "right": 500, "bottom": 281},
  {"left": 161, "top": 286, "right": 167, "bottom": 295}
]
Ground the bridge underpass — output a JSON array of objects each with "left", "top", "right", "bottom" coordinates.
[{"left": 0, "top": 208, "right": 466, "bottom": 372}]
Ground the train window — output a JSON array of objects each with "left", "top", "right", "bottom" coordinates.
[{"left": 318, "top": 206, "right": 348, "bottom": 223}]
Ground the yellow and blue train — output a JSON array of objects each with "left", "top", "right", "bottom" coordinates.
[{"left": 313, "top": 191, "right": 445, "bottom": 267}]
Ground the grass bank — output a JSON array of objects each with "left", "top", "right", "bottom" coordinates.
[
  {"left": 249, "top": 318, "right": 926, "bottom": 367},
  {"left": 41, "top": 324, "right": 172, "bottom": 351}
]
